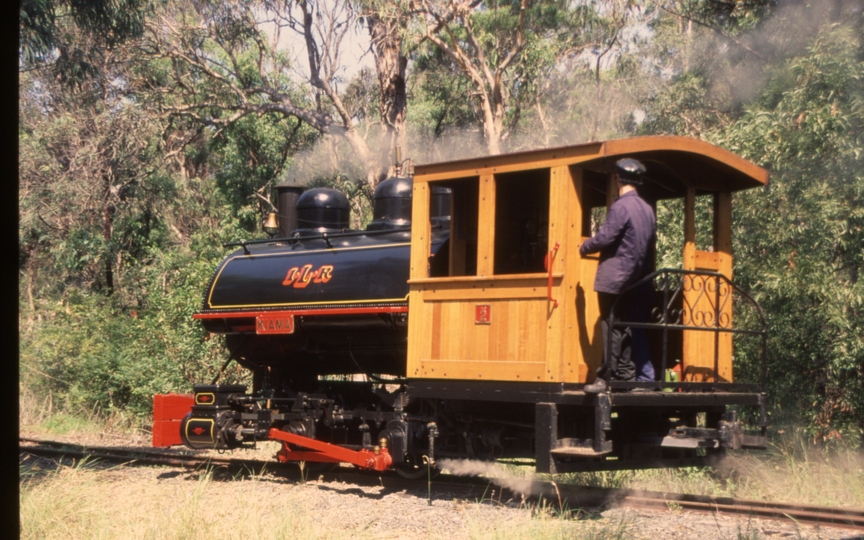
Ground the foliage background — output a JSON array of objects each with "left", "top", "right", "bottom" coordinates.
[{"left": 19, "top": 0, "right": 864, "bottom": 443}]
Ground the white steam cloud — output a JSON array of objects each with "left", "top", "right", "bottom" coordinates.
[{"left": 437, "top": 458, "right": 550, "bottom": 499}]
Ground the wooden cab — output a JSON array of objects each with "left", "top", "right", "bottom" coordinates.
[{"left": 407, "top": 136, "right": 768, "bottom": 385}]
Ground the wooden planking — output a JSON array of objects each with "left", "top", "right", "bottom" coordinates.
[
  {"left": 714, "top": 191, "right": 734, "bottom": 381},
  {"left": 458, "top": 299, "right": 543, "bottom": 362},
  {"left": 417, "top": 281, "right": 556, "bottom": 301},
  {"left": 410, "top": 182, "right": 432, "bottom": 280},
  {"left": 476, "top": 174, "right": 496, "bottom": 276},
  {"left": 567, "top": 166, "right": 603, "bottom": 383},
  {"left": 683, "top": 187, "right": 696, "bottom": 270},
  {"left": 694, "top": 250, "right": 720, "bottom": 269},
  {"left": 406, "top": 181, "right": 432, "bottom": 377},
  {"left": 714, "top": 191, "right": 733, "bottom": 278},
  {"left": 602, "top": 136, "right": 769, "bottom": 186},
  {"left": 681, "top": 274, "right": 734, "bottom": 382},
  {"left": 560, "top": 165, "right": 584, "bottom": 382},
  {"left": 414, "top": 359, "right": 547, "bottom": 381},
  {"left": 682, "top": 190, "right": 734, "bottom": 383},
  {"left": 578, "top": 253, "right": 604, "bottom": 377},
  {"left": 682, "top": 187, "right": 708, "bottom": 381},
  {"left": 406, "top": 140, "right": 762, "bottom": 384},
  {"left": 410, "top": 273, "right": 547, "bottom": 285},
  {"left": 606, "top": 173, "right": 618, "bottom": 208},
  {"left": 406, "top": 287, "right": 431, "bottom": 376},
  {"left": 545, "top": 165, "right": 572, "bottom": 381},
  {"left": 414, "top": 297, "right": 551, "bottom": 381}
]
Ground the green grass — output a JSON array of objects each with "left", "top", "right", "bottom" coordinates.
[
  {"left": 39, "top": 413, "right": 99, "bottom": 435},
  {"left": 19, "top": 384, "right": 142, "bottom": 440}
]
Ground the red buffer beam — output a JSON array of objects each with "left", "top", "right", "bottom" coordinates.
[{"left": 268, "top": 428, "right": 393, "bottom": 472}]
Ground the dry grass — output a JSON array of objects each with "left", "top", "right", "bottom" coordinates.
[
  {"left": 554, "top": 436, "right": 864, "bottom": 509},
  {"left": 19, "top": 458, "right": 635, "bottom": 540},
  {"left": 20, "top": 463, "right": 323, "bottom": 540},
  {"left": 716, "top": 434, "right": 864, "bottom": 507},
  {"left": 464, "top": 509, "right": 631, "bottom": 540}
]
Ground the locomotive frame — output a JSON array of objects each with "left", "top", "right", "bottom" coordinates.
[{"left": 153, "top": 135, "right": 770, "bottom": 475}]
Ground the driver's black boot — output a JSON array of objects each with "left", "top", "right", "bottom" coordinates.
[{"left": 583, "top": 378, "right": 608, "bottom": 394}]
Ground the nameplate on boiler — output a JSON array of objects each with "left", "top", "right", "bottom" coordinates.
[{"left": 256, "top": 314, "right": 295, "bottom": 334}]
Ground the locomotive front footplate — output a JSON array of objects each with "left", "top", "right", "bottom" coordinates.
[
  {"left": 155, "top": 380, "right": 766, "bottom": 475},
  {"left": 170, "top": 384, "right": 410, "bottom": 472}
]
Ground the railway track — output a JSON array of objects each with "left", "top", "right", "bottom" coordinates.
[{"left": 20, "top": 437, "right": 864, "bottom": 532}]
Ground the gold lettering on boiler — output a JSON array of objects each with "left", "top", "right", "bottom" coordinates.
[{"left": 282, "top": 264, "right": 334, "bottom": 288}]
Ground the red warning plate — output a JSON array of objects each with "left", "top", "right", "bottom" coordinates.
[
  {"left": 256, "top": 313, "right": 295, "bottom": 334},
  {"left": 475, "top": 304, "right": 491, "bottom": 324}
]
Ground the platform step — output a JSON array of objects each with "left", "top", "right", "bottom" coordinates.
[
  {"left": 637, "top": 436, "right": 720, "bottom": 449},
  {"left": 551, "top": 437, "right": 613, "bottom": 457},
  {"left": 551, "top": 445, "right": 612, "bottom": 457}
]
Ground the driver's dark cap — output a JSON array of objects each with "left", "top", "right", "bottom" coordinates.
[{"left": 615, "top": 158, "right": 646, "bottom": 185}]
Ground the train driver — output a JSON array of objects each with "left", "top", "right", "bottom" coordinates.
[{"left": 580, "top": 158, "right": 657, "bottom": 393}]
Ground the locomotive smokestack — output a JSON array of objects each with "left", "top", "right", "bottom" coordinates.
[
  {"left": 394, "top": 146, "right": 403, "bottom": 177},
  {"left": 275, "top": 184, "right": 305, "bottom": 237}
]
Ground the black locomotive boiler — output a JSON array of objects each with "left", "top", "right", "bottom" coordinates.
[{"left": 153, "top": 136, "right": 770, "bottom": 475}]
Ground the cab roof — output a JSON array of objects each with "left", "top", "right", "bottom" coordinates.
[{"left": 413, "top": 136, "right": 769, "bottom": 198}]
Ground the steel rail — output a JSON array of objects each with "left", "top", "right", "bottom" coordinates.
[
  {"left": 20, "top": 438, "right": 864, "bottom": 531},
  {"left": 19, "top": 440, "right": 268, "bottom": 471},
  {"left": 611, "top": 491, "right": 864, "bottom": 531}
]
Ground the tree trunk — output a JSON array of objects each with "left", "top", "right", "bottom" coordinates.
[
  {"left": 484, "top": 119, "right": 502, "bottom": 155},
  {"left": 479, "top": 94, "right": 503, "bottom": 155},
  {"left": 368, "top": 13, "right": 408, "bottom": 182},
  {"left": 26, "top": 254, "right": 36, "bottom": 327},
  {"left": 103, "top": 172, "right": 114, "bottom": 295}
]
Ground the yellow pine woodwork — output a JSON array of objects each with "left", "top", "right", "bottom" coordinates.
[{"left": 407, "top": 136, "right": 767, "bottom": 384}]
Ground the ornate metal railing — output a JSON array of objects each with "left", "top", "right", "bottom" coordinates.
[{"left": 607, "top": 268, "right": 767, "bottom": 392}]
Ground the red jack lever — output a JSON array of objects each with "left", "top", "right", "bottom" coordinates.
[{"left": 268, "top": 428, "right": 393, "bottom": 472}]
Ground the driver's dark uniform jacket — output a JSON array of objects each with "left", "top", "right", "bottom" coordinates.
[{"left": 580, "top": 190, "right": 655, "bottom": 293}]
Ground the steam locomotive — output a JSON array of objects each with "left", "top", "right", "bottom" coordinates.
[{"left": 153, "top": 136, "right": 769, "bottom": 475}]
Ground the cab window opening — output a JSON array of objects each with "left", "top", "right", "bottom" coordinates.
[
  {"left": 427, "top": 177, "right": 478, "bottom": 277},
  {"left": 580, "top": 169, "right": 609, "bottom": 238},
  {"left": 493, "top": 170, "right": 550, "bottom": 275}
]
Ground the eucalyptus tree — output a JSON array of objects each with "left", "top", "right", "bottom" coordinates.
[
  {"left": 19, "top": 0, "right": 167, "bottom": 304},
  {"left": 143, "top": 0, "right": 416, "bottom": 186},
  {"left": 637, "top": 1, "right": 864, "bottom": 439},
  {"left": 20, "top": 0, "right": 151, "bottom": 84},
  {"left": 412, "top": 0, "right": 644, "bottom": 154},
  {"left": 713, "top": 23, "right": 864, "bottom": 441},
  {"left": 358, "top": 0, "right": 412, "bottom": 174}
]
